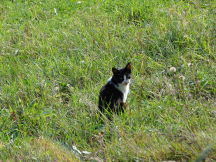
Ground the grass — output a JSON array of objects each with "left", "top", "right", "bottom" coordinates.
[{"left": 0, "top": 0, "right": 216, "bottom": 161}]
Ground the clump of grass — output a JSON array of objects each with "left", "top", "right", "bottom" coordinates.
[{"left": 0, "top": 137, "right": 79, "bottom": 161}]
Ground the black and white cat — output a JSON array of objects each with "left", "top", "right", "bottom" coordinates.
[{"left": 98, "top": 63, "right": 132, "bottom": 116}]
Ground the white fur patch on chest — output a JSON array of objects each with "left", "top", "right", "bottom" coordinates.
[
  {"left": 116, "top": 83, "right": 130, "bottom": 103},
  {"left": 107, "top": 76, "right": 131, "bottom": 103}
]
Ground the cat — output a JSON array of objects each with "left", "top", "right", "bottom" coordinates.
[{"left": 98, "top": 63, "right": 132, "bottom": 117}]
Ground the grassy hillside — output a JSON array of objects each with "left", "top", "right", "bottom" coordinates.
[{"left": 0, "top": 0, "right": 215, "bottom": 161}]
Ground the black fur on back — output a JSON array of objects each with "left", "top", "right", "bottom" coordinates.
[{"left": 98, "top": 81, "right": 124, "bottom": 114}]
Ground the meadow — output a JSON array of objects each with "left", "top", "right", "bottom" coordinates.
[{"left": 0, "top": 0, "right": 215, "bottom": 161}]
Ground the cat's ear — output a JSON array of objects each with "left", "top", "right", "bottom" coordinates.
[
  {"left": 112, "top": 67, "right": 118, "bottom": 74},
  {"left": 125, "top": 62, "right": 132, "bottom": 71}
]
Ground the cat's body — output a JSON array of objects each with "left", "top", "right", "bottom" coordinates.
[{"left": 98, "top": 63, "right": 131, "bottom": 116}]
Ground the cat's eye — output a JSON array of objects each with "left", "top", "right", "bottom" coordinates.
[{"left": 116, "top": 74, "right": 123, "bottom": 78}]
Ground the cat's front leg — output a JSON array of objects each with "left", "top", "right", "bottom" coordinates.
[
  {"left": 116, "top": 102, "right": 127, "bottom": 114},
  {"left": 120, "top": 102, "right": 127, "bottom": 111}
]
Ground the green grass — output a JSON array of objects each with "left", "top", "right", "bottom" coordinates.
[{"left": 0, "top": 0, "right": 216, "bottom": 161}]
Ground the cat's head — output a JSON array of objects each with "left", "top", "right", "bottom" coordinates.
[{"left": 111, "top": 63, "right": 132, "bottom": 85}]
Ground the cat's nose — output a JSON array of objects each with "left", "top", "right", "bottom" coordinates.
[{"left": 124, "top": 80, "right": 130, "bottom": 84}]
